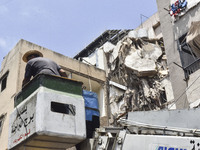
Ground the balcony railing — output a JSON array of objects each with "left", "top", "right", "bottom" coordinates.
[{"left": 184, "top": 58, "right": 200, "bottom": 79}]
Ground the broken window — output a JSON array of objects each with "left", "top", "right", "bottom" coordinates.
[
  {"left": 178, "top": 33, "right": 200, "bottom": 78},
  {"left": 0, "top": 71, "right": 9, "bottom": 92},
  {"left": 0, "top": 114, "right": 6, "bottom": 136},
  {"left": 153, "top": 22, "right": 161, "bottom": 37}
]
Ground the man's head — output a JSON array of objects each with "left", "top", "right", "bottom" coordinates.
[{"left": 22, "top": 50, "right": 43, "bottom": 62}]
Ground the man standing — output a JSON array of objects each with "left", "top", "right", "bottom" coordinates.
[{"left": 22, "top": 50, "right": 67, "bottom": 87}]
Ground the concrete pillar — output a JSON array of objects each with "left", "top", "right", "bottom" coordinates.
[
  {"left": 99, "top": 81, "right": 109, "bottom": 127},
  {"left": 156, "top": 0, "right": 189, "bottom": 108}
]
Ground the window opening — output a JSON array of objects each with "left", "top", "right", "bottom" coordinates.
[
  {"left": 51, "top": 102, "right": 76, "bottom": 116},
  {"left": 0, "top": 114, "right": 6, "bottom": 135},
  {"left": 178, "top": 33, "right": 197, "bottom": 67},
  {"left": 1, "top": 76, "right": 7, "bottom": 91},
  {"left": 178, "top": 33, "right": 200, "bottom": 78},
  {"left": 0, "top": 71, "right": 9, "bottom": 92}
]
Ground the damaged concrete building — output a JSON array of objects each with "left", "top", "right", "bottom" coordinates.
[
  {"left": 1, "top": 0, "right": 200, "bottom": 149},
  {"left": 74, "top": 0, "right": 200, "bottom": 125},
  {"left": 74, "top": 13, "right": 174, "bottom": 126},
  {"left": 0, "top": 21, "right": 174, "bottom": 149}
]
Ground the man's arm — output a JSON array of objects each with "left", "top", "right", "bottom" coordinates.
[
  {"left": 22, "top": 63, "right": 32, "bottom": 87},
  {"left": 59, "top": 69, "right": 68, "bottom": 77},
  {"left": 22, "top": 77, "right": 30, "bottom": 87}
]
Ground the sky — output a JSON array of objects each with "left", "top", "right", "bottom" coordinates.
[{"left": 0, "top": 0, "right": 157, "bottom": 65}]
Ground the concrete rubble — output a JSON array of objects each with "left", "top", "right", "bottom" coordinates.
[{"left": 103, "top": 29, "right": 173, "bottom": 125}]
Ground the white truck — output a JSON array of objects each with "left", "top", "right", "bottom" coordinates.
[{"left": 82, "top": 108, "right": 200, "bottom": 150}]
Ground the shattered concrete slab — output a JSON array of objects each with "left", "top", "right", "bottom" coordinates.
[
  {"left": 101, "top": 30, "right": 173, "bottom": 125},
  {"left": 103, "top": 42, "right": 115, "bottom": 53},
  {"left": 113, "top": 37, "right": 163, "bottom": 77},
  {"left": 124, "top": 49, "right": 157, "bottom": 77}
]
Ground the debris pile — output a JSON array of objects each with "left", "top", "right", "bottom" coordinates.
[{"left": 103, "top": 31, "right": 170, "bottom": 125}]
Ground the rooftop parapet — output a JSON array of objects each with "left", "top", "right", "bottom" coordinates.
[{"left": 14, "top": 74, "right": 83, "bottom": 107}]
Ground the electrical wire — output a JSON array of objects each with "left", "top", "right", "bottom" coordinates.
[{"left": 168, "top": 73, "right": 200, "bottom": 109}]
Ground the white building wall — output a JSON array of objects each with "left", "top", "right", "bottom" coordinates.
[
  {"left": 186, "top": 69, "right": 200, "bottom": 106},
  {"left": 98, "top": 87, "right": 105, "bottom": 116},
  {"left": 82, "top": 48, "right": 108, "bottom": 71},
  {"left": 136, "top": 13, "right": 162, "bottom": 39},
  {"left": 97, "top": 49, "right": 106, "bottom": 70}
]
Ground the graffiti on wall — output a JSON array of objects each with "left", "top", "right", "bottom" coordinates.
[
  {"left": 10, "top": 102, "right": 35, "bottom": 145},
  {"left": 13, "top": 129, "right": 31, "bottom": 144}
]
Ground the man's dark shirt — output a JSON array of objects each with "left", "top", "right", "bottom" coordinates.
[{"left": 25, "top": 57, "right": 61, "bottom": 78}]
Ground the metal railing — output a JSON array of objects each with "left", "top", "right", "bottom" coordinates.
[{"left": 184, "top": 58, "right": 200, "bottom": 79}]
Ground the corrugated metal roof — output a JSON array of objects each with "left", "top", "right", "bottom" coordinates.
[{"left": 73, "top": 29, "right": 132, "bottom": 59}]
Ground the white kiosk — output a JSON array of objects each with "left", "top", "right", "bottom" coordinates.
[{"left": 8, "top": 74, "right": 86, "bottom": 150}]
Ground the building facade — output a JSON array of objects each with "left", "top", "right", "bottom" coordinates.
[
  {"left": 73, "top": 13, "right": 176, "bottom": 125},
  {"left": 157, "top": 0, "right": 200, "bottom": 108},
  {"left": 0, "top": 39, "right": 106, "bottom": 150},
  {"left": 3, "top": 2, "right": 200, "bottom": 148}
]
